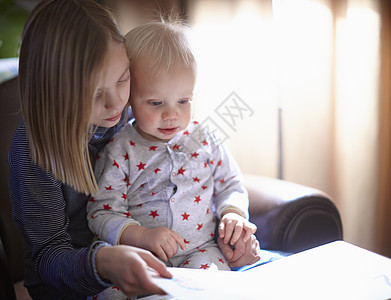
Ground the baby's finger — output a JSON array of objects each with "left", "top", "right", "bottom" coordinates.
[
  {"left": 162, "top": 239, "right": 177, "bottom": 260},
  {"left": 223, "top": 220, "right": 236, "bottom": 244},
  {"left": 153, "top": 246, "right": 168, "bottom": 262},
  {"left": 172, "top": 232, "right": 186, "bottom": 250},
  {"left": 242, "top": 228, "right": 254, "bottom": 243},
  {"left": 230, "top": 223, "right": 244, "bottom": 245},
  {"left": 249, "top": 223, "right": 258, "bottom": 234},
  {"left": 218, "top": 221, "right": 226, "bottom": 238}
]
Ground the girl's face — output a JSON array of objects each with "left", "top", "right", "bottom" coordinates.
[
  {"left": 130, "top": 61, "right": 196, "bottom": 143},
  {"left": 91, "top": 42, "right": 130, "bottom": 127}
]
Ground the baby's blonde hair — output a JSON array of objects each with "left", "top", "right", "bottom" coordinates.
[{"left": 125, "top": 18, "right": 196, "bottom": 74}]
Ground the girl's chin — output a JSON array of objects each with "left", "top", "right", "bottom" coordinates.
[{"left": 93, "top": 119, "right": 120, "bottom": 128}]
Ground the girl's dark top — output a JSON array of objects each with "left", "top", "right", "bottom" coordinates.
[{"left": 8, "top": 111, "right": 129, "bottom": 299}]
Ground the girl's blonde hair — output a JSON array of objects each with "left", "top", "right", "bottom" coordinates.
[
  {"left": 125, "top": 18, "right": 196, "bottom": 74},
  {"left": 19, "top": 0, "right": 125, "bottom": 195}
]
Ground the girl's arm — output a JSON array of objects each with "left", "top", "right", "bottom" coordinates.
[{"left": 8, "top": 123, "right": 107, "bottom": 296}]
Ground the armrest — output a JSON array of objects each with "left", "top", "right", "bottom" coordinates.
[{"left": 244, "top": 174, "right": 343, "bottom": 253}]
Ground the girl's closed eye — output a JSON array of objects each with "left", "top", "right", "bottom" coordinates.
[
  {"left": 118, "top": 72, "right": 130, "bottom": 85},
  {"left": 94, "top": 90, "right": 103, "bottom": 101}
]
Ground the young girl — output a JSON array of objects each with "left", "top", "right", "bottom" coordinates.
[{"left": 8, "top": 0, "right": 172, "bottom": 299}]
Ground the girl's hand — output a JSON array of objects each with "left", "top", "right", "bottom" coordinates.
[
  {"left": 218, "top": 212, "right": 257, "bottom": 245},
  {"left": 140, "top": 227, "right": 186, "bottom": 262},
  {"left": 217, "top": 233, "right": 261, "bottom": 268},
  {"left": 95, "top": 245, "right": 172, "bottom": 297}
]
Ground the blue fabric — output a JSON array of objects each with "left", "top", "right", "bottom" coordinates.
[
  {"left": 8, "top": 112, "right": 129, "bottom": 299},
  {"left": 232, "top": 249, "right": 290, "bottom": 272}
]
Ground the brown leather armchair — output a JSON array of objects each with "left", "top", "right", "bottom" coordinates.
[{"left": 0, "top": 77, "right": 343, "bottom": 299}]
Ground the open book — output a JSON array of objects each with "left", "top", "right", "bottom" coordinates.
[{"left": 145, "top": 241, "right": 391, "bottom": 300}]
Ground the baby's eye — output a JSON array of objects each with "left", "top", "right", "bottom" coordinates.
[
  {"left": 149, "top": 100, "right": 162, "bottom": 106},
  {"left": 178, "top": 99, "right": 190, "bottom": 104}
]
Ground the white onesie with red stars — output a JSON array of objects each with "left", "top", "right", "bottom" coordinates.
[{"left": 87, "top": 120, "right": 249, "bottom": 272}]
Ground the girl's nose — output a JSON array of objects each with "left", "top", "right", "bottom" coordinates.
[{"left": 104, "top": 91, "right": 123, "bottom": 110}]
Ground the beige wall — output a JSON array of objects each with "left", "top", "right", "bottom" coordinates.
[
  {"left": 113, "top": 0, "right": 381, "bottom": 253},
  {"left": 191, "top": 0, "right": 380, "bottom": 252}
]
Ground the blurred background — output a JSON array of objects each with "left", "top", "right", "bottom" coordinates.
[{"left": 1, "top": 0, "right": 390, "bottom": 258}]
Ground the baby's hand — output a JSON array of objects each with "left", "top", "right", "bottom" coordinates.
[
  {"left": 218, "top": 213, "right": 257, "bottom": 245},
  {"left": 142, "top": 227, "right": 186, "bottom": 262}
]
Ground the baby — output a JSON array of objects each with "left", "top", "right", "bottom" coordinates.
[{"left": 87, "top": 20, "right": 257, "bottom": 292}]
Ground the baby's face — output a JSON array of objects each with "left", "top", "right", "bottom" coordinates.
[{"left": 130, "top": 60, "right": 196, "bottom": 143}]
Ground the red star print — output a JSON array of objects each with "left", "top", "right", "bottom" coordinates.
[
  {"left": 124, "top": 212, "right": 131, "bottom": 218},
  {"left": 149, "top": 210, "right": 159, "bottom": 219},
  {"left": 219, "top": 178, "right": 225, "bottom": 184},
  {"left": 112, "top": 286, "right": 120, "bottom": 291},
  {"left": 105, "top": 185, "right": 113, "bottom": 190},
  {"left": 154, "top": 168, "right": 161, "bottom": 174},
  {"left": 123, "top": 153, "right": 129, "bottom": 160},
  {"left": 122, "top": 175, "right": 128, "bottom": 183},
  {"left": 200, "top": 264, "right": 209, "bottom": 269},
  {"left": 206, "top": 208, "right": 210, "bottom": 214},
  {"left": 137, "top": 204, "right": 143, "bottom": 207},
  {"left": 204, "top": 162, "right": 208, "bottom": 168},
  {"left": 194, "top": 196, "right": 201, "bottom": 204},
  {"left": 108, "top": 138, "right": 114, "bottom": 144},
  {"left": 193, "top": 177, "right": 200, "bottom": 183},
  {"left": 137, "top": 161, "right": 146, "bottom": 171},
  {"left": 182, "top": 212, "right": 190, "bottom": 220},
  {"left": 177, "top": 167, "right": 186, "bottom": 175},
  {"left": 191, "top": 152, "right": 199, "bottom": 158},
  {"left": 113, "top": 160, "right": 119, "bottom": 168},
  {"left": 183, "top": 130, "right": 190, "bottom": 136},
  {"left": 202, "top": 139, "right": 208, "bottom": 146},
  {"left": 218, "top": 258, "right": 225, "bottom": 264},
  {"left": 202, "top": 185, "right": 207, "bottom": 190},
  {"left": 198, "top": 248, "right": 207, "bottom": 253},
  {"left": 90, "top": 215, "right": 94, "bottom": 219},
  {"left": 210, "top": 160, "right": 214, "bottom": 165},
  {"left": 184, "top": 239, "right": 190, "bottom": 244},
  {"left": 129, "top": 140, "right": 136, "bottom": 146},
  {"left": 193, "top": 121, "right": 199, "bottom": 125},
  {"left": 172, "top": 144, "right": 180, "bottom": 150},
  {"left": 89, "top": 197, "right": 95, "bottom": 202},
  {"left": 149, "top": 146, "right": 157, "bottom": 151},
  {"left": 196, "top": 223, "right": 203, "bottom": 231},
  {"left": 183, "top": 260, "right": 190, "bottom": 266},
  {"left": 96, "top": 153, "right": 100, "bottom": 160},
  {"left": 210, "top": 232, "right": 214, "bottom": 238},
  {"left": 151, "top": 192, "right": 157, "bottom": 196},
  {"left": 103, "top": 204, "right": 112, "bottom": 210},
  {"left": 218, "top": 160, "right": 222, "bottom": 166},
  {"left": 121, "top": 193, "right": 127, "bottom": 201}
]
